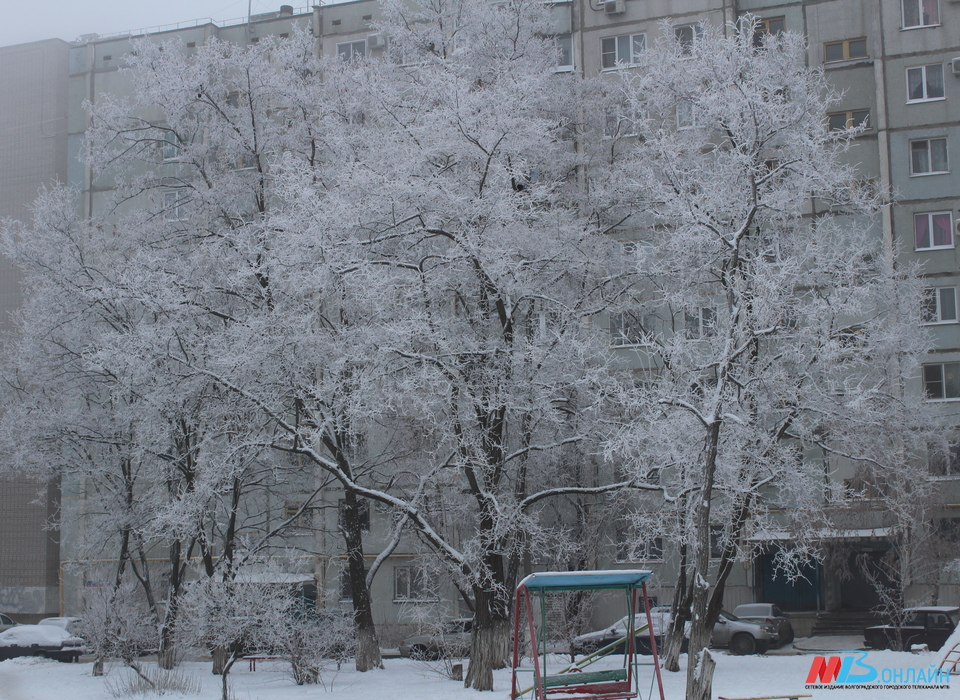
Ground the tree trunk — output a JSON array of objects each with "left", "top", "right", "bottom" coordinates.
[
  {"left": 93, "top": 656, "right": 105, "bottom": 677},
  {"left": 685, "top": 421, "right": 721, "bottom": 700},
  {"left": 464, "top": 585, "right": 511, "bottom": 690},
  {"left": 687, "top": 648, "right": 716, "bottom": 700},
  {"left": 342, "top": 490, "right": 383, "bottom": 672},
  {"left": 661, "top": 541, "right": 690, "bottom": 672},
  {"left": 212, "top": 646, "right": 230, "bottom": 675}
]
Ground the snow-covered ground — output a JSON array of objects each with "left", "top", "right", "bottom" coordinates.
[{"left": 0, "top": 643, "right": 955, "bottom": 700}]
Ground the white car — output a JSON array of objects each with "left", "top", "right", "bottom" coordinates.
[
  {"left": 0, "top": 624, "right": 85, "bottom": 662},
  {"left": 38, "top": 617, "right": 84, "bottom": 637}
]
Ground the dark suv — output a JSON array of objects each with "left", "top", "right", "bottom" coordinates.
[{"left": 864, "top": 606, "right": 958, "bottom": 651}]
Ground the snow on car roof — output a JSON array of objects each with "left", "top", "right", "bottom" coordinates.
[
  {"left": 0, "top": 624, "right": 72, "bottom": 647},
  {"left": 517, "top": 569, "right": 653, "bottom": 592}
]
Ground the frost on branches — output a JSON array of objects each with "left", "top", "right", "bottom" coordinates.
[{"left": 603, "top": 19, "right": 937, "bottom": 700}]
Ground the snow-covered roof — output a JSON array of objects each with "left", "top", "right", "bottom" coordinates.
[
  {"left": 517, "top": 569, "right": 653, "bottom": 592},
  {"left": 747, "top": 527, "right": 893, "bottom": 542},
  {"left": 233, "top": 572, "right": 315, "bottom": 584}
]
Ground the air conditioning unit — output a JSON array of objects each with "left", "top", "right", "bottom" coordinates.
[
  {"left": 956, "top": 218, "right": 960, "bottom": 236},
  {"left": 951, "top": 57, "right": 960, "bottom": 75},
  {"left": 603, "top": 0, "right": 626, "bottom": 15},
  {"left": 367, "top": 33, "right": 386, "bottom": 50}
]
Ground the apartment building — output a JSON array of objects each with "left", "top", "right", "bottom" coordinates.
[
  {"left": 0, "top": 38, "right": 70, "bottom": 622},
  {"left": 0, "top": 0, "right": 955, "bottom": 637}
]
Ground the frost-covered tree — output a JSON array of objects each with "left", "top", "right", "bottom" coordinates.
[{"left": 603, "top": 20, "right": 938, "bottom": 699}]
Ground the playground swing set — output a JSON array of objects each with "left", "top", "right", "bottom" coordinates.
[{"left": 510, "top": 570, "right": 667, "bottom": 700}]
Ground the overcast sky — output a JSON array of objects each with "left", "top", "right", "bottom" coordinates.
[{"left": 0, "top": 1, "right": 320, "bottom": 47}]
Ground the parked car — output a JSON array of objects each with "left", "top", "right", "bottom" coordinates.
[
  {"left": 573, "top": 609, "right": 684, "bottom": 656},
  {"left": 710, "top": 610, "right": 778, "bottom": 655},
  {"left": 0, "top": 613, "right": 18, "bottom": 633},
  {"left": 38, "top": 617, "right": 84, "bottom": 637},
  {"left": 732, "top": 603, "right": 794, "bottom": 646},
  {"left": 0, "top": 624, "right": 85, "bottom": 662},
  {"left": 864, "top": 606, "right": 959, "bottom": 651},
  {"left": 399, "top": 618, "right": 472, "bottom": 659}
]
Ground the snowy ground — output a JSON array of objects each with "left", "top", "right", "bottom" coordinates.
[{"left": 0, "top": 640, "right": 955, "bottom": 700}]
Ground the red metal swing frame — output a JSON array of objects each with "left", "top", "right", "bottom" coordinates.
[{"left": 509, "top": 570, "right": 666, "bottom": 700}]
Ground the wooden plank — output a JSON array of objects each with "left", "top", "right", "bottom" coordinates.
[{"left": 542, "top": 668, "right": 628, "bottom": 688}]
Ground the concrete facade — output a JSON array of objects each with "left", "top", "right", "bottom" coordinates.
[
  {"left": 2, "top": 0, "right": 958, "bottom": 635},
  {"left": 0, "top": 38, "right": 70, "bottom": 621}
]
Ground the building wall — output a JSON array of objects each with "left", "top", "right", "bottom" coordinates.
[
  {"left": 0, "top": 38, "right": 70, "bottom": 620},
  {"left": 7, "top": 0, "right": 959, "bottom": 628}
]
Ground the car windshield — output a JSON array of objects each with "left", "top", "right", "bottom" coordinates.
[{"left": 719, "top": 610, "right": 740, "bottom": 621}]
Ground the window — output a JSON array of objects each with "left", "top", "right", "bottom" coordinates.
[
  {"left": 601, "top": 33, "right": 645, "bottom": 69},
  {"left": 605, "top": 107, "right": 638, "bottom": 138},
  {"left": 338, "top": 498, "right": 370, "bottom": 533},
  {"left": 640, "top": 536, "right": 663, "bottom": 561},
  {"left": 610, "top": 311, "right": 643, "bottom": 346},
  {"left": 902, "top": 0, "right": 939, "bottom": 28},
  {"left": 555, "top": 33, "right": 573, "bottom": 71},
  {"left": 685, "top": 307, "right": 716, "bottom": 338},
  {"left": 337, "top": 40, "right": 366, "bottom": 61},
  {"left": 827, "top": 109, "right": 870, "bottom": 131},
  {"left": 824, "top": 38, "right": 867, "bottom": 63},
  {"left": 394, "top": 566, "right": 433, "bottom": 602},
  {"left": 610, "top": 310, "right": 660, "bottom": 346},
  {"left": 677, "top": 101, "right": 702, "bottom": 129},
  {"left": 675, "top": 25, "right": 701, "bottom": 55},
  {"left": 923, "top": 362, "right": 960, "bottom": 400},
  {"left": 709, "top": 525, "right": 725, "bottom": 559},
  {"left": 907, "top": 64, "right": 945, "bottom": 102},
  {"left": 284, "top": 501, "right": 313, "bottom": 530},
  {"left": 161, "top": 130, "right": 180, "bottom": 162},
  {"left": 922, "top": 286, "right": 957, "bottom": 323},
  {"left": 752, "top": 17, "right": 785, "bottom": 47},
  {"left": 910, "top": 138, "right": 948, "bottom": 175},
  {"left": 914, "top": 212, "right": 953, "bottom": 250},
  {"left": 163, "top": 191, "right": 186, "bottom": 221},
  {"left": 929, "top": 443, "right": 960, "bottom": 476}
]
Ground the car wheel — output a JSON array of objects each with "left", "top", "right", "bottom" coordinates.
[
  {"left": 729, "top": 633, "right": 757, "bottom": 656},
  {"left": 781, "top": 628, "right": 794, "bottom": 646}
]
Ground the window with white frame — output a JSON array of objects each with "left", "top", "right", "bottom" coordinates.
[
  {"left": 393, "top": 566, "right": 433, "bottom": 602},
  {"left": 923, "top": 362, "right": 960, "bottom": 400},
  {"left": 902, "top": 0, "right": 939, "bottom": 28},
  {"left": 161, "top": 130, "right": 180, "bottom": 162},
  {"left": 910, "top": 138, "right": 948, "bottom": 175},
  {"left": 929, "top": 442, "right": 960, "bottom": 476},
  {"left": 337, "top": 40, "right": 366, "bottom": 61},
  {"left": 675, "top": 25, "right": 701, "bottom": 55},
  {"left": 824, "top": 38, "right": 867, "bottom": 63},
  {"left": 677, "top": 101, "right": 702, "bottom": 129},
  {"left": 555, "top": 33, "right": 573, "bottom": 71},
  {"left": 907, "top": 64, "right": 944, "bottom": 102},
  {"left": 601, "top": 33, "right": 645, "bottom": 69},
  {"left": 609, "top": 310, "right": 643, "bottom": 346},
  {"left": 684, "top": 307, "right": 716, "bottom": 339},
  {"left": 914, "top": 211, "right": 953, "bottom": 250},
  {"left": 922, "top": 286, "right": 957, "bottom": 324},
  {"left": 163, "top": 191, "right": 186, "bottom": 221}
]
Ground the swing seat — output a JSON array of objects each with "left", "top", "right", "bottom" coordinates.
[{"left": 543, "top": 668, "right": 628, "bottom": 689}]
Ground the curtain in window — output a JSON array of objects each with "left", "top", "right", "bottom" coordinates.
[{"left": 915, "top": 213, "right": 930, "bottom": 248}]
